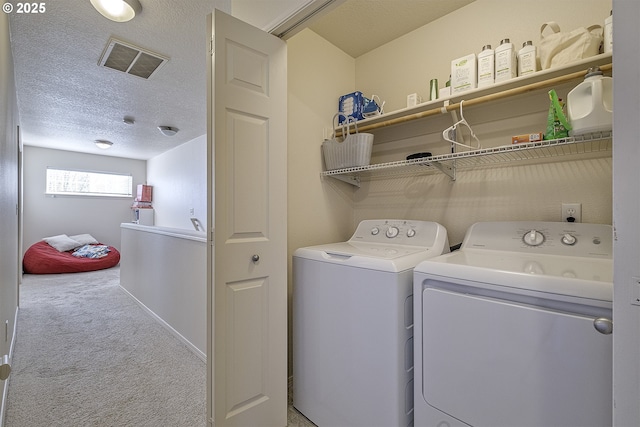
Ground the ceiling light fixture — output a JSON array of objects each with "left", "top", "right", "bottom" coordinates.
[
  {"left": 158, "top": 126, "right": 178, "bottom": 137},
  {"left": 94, "top": 139, "right": 114, "bottom": 149},
  {"left": 90, "top": 0, "right": 142, "bottom": 23}
]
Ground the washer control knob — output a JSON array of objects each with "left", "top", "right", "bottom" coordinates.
[
  {"left": 561, "top": 233, "right": 577, "bottom": 246},
  {"left": 407, "top": 229, "right": 416, "bottom": 238},
  {"left": 371, "top": 227, "right": 380, "bottom": 235},
  {"left": 386, "top": 226, "right": 399, "bottom": 238},
  {"left": 523, "top": 229, "right": 545, "bottom": 246}
]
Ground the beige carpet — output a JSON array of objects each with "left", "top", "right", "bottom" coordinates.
[{"left": 4, "top": 267, "right": 206, "bottom": 427}]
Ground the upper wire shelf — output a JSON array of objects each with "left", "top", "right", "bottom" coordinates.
[
  {"left": 323, "top": 54, "right": 613, "bottom": 187},
  {"left": 321, "top": 132, "right": 612, "bottom": 186}
]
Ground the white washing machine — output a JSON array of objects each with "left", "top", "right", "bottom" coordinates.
[
  {"left": 293, "top": 219, "right": 449, "bottom": 427},
  {"left": 413, "top": 221, "right": 613, "bottom": 427}
]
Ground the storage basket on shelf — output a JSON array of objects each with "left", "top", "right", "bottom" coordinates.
[{"left": 322, "top": 113, "right": 374, "bottom": 170}]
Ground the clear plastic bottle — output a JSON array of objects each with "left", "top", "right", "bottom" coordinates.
[
  {"left": 477, "top": 45, "right": 495, "bottom": 87},
  {"left": 495, "top": 38, "right": 516, "bottom": 82},
  {"left": 518, "top": 41, "right": 537, "bottom": 76}
]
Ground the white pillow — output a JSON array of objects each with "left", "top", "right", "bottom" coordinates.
[
  {"left": 69, "top": 233, "right": 99, "bottom": 246},
  {"left": 43, "top": 234, "right": 81, "bottom": 252}
]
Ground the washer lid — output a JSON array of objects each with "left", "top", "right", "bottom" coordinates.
[
  {"left": 294, "top": 242, "right": 442, "bottom": 272},
  {"left": 414, "top": 249, "right": 612, "bottom": 302}
]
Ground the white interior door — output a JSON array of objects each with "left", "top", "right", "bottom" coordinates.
[{"left": 207, "top": 10, "right": 287, "bottom": 427}]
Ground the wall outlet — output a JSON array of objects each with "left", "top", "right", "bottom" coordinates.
[
  {"left": 562, "top": 203, "right": 582, "bottom": 223},
  {"left": 189, "top": 207, "right": 195, "bottom": 216}
]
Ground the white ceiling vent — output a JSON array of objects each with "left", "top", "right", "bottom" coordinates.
[{"left": 99, "top": 38, "right": 169, "bottom": 79}]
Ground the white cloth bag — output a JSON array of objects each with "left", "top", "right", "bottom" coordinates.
[{"left": 538, "top": 21, "right": 603, "bottom": 69}]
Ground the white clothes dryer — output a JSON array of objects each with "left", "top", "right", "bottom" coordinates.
[
  {"left": 413, "top": 221, "right": 613, "bottom": 427},
  {"left": 293, "top": 219, "right": 449, "bottom": 427}
]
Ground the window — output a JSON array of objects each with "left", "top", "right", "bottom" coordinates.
[{"left": 46, "top": 168, "right": 133, "bottom": 197}]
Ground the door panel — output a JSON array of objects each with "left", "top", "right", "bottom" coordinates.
[
  {"left": 226, "top": 41, "right": 269, "bottom": 94},
  {"left": 225, "top": 111, "right": 268, "bottom": 238},
  {"left": 225, "top": 278, "right": 268, "bottom": 416},
  {"left": 208, "top": 9, "right": 287, "bottom": 427}
]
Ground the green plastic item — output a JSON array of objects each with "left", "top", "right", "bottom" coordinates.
[{"left": 544, "top": 89, "right": 572, "bottom": 140}]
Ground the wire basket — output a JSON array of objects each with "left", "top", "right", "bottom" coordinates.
[{"left": 322, "top": 114, "right": 374, "bottom": 170}]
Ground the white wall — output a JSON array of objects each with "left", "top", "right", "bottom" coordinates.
[
  {"left": 612, "top": 1, "right": 640, "bottom": 425},
  {"left": 147, "top": 134, "right": 207, "bottom": 230},
  {"left": 22, "top": 146, "right": 146, "bottom": 251},
  {"left": 0, "top": 10, "right": 19, "bottom": 426},
  {"left": 286, "top": 0, "right": 613, "bottom": 247},
  {"left": 120, "top": 224, "right": 206, "bottom": 358},
  {"left": 356, "top": 0, "right": 612, "bottom": 113},
  {"left": 287, "top": 29, "right": 356, "bottom": 248},
  {"left": 348, "top": 0, "right": 612, "bottom": 244}
]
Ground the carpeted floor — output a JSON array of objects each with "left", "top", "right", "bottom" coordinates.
[
  {"left": 4, "top": 267, "right": 207, "bottom": 427},
  {"left": 5, "top": 266, "right": 315, "bottom": 427}
]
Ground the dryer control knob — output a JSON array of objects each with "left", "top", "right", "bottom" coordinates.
[
  {"left": 523, "top": 229, "right": 545, "bottom": 246},
  {"left": 561, "top": 233, "right": 577, "bottom": 246},
  {"left": 371, "top": 227, "right": 380, "bottom": 235},
  {"left": 593, "top": 317, "right": 613, "bottom": 335},
  {"left": 407, "top": 228, "right": 416, "bottom": 237},
  {"left": 386, "top": 226, "right": 399, "bottom": 238}
]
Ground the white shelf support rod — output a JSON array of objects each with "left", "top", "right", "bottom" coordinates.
[
  {"left": 326, "top": 174, "right": 361, "bottom": 187},
  {"left": 430, "top": 161, "right": 456, "bottom": 180}
]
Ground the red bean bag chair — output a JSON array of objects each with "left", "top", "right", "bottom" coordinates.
[{"left": 23, "top": 240, "right": 120, "bottom": 274}]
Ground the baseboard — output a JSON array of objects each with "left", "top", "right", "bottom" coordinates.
[
  {"left": 0, "top": 307, "right": 19, "bottom": 427},
  {"left": 118, "top": 286, "right": 206, "bottom": 362}
]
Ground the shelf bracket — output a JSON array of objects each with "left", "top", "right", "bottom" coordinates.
[
  {"left": 330, "top": 174, "right": 361, "bottom": 187},
  {"left": 430, "top": 161, "right": 456, "bottom": 181}
]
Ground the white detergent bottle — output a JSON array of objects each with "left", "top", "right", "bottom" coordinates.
[
  {"left": 518, "top": 41, "right": 537, "bottom": 76},
  {"left": 477, "top": 45, "right": 495, "bottom": 87},
  {"left": 604, "top": 10, "right": 612, "bottom": 53},
  {"left": 495, "top": 38, "right": 516, "bottom": 82},
  {"left": 567, "top": 67, "right": 613, "bottom": 136}
]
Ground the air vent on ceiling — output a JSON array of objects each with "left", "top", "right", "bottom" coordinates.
[{"left": 99, "top": 38, "right": 169, "bottom": 79}]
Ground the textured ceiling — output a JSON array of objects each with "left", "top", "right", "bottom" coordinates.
[
  {"left": 8, "top": 0, "right": 227, "bottom": 159},
  {"left": 8, "top": 0, "right": 474, "bottom": 160}
]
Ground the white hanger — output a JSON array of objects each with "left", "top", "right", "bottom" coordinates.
[{"left": 442, "top": 100, "right": 481, "bottom": 150}]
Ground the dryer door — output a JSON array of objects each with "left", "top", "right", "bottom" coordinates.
[{"left": 421, "top": 286, "right": 612, "bottom": 427}]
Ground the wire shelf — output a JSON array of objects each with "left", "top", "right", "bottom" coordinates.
[{"left": 321, "top": 132, "right": 612, "bottom": 185}]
